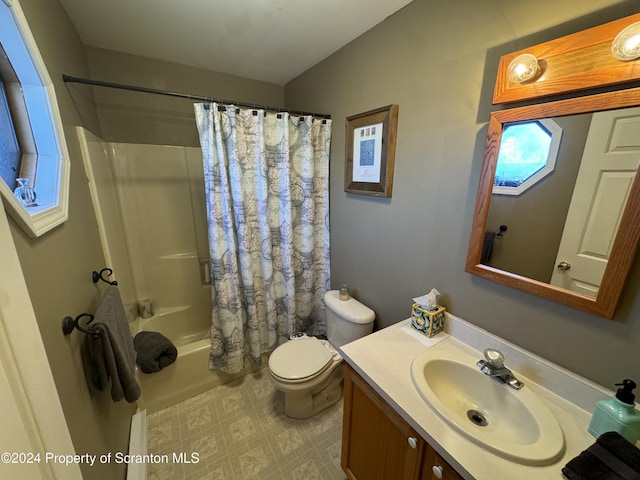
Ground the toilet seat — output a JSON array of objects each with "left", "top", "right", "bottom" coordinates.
[{"left": 269, "top": 337, "right": 339, "bottom": 383}]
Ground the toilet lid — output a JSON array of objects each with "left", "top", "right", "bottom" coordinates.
[{"left": 269, "top": 337, "right": 334, "bottom": 380}]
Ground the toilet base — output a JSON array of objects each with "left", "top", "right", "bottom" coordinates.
[{"left": 274, "top": 365, "right": 345, "bottom": 419}]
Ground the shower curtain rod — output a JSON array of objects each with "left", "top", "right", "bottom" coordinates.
[{"left": 61, "top": 74, "right": 331, "bottom": 119}]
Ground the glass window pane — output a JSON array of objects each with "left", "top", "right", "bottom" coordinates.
[
  {"left": 0, "top": 79, "right": 21, "bottom": 190},
  {"left": 495, "top": 122, "right": 552, "bottom": 187}
]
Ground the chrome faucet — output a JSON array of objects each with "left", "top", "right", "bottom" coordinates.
[{"left": 477, "top": 349, "right": 524, "bottom": 390}]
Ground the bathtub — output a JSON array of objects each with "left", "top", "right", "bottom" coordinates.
[
  {"left": 77, "top": 130, "right": 268, "bottom": 413},
  {"left": 134, "top": 306, "right": 265, "bottom": 413}
]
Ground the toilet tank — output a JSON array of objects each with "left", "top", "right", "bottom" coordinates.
[{"left": 324, "top": 290, "right": 375, "bottom": 348}]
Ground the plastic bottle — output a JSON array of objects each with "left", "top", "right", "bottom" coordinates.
[{"left": 588, "top": 379, "right": 640, "bottom": 444}]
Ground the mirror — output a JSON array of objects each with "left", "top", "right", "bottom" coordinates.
[{"left": 466, "top": 87, "right": 640, "bottom": 318}]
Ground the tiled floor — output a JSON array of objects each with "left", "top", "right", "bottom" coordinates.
[{"left": 146, "top": 369, "right": 347, "bottom": 480}]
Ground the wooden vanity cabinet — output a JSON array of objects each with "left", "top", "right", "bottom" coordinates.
[
  {"left": 341, "top": 365, "right": 425, "bottom": 479},
  {"left": 421, "top": 448, "right": 464, "bottom": 480},
  {"left": 342, "top": 365, "right": 463, "bottom": 480}
]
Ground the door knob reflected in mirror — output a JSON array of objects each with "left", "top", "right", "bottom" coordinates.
[{"left": 556, "top": 261, "right": 571, "bottom": 271}]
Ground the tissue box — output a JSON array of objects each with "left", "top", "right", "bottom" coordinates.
[{"left": 410, "top": 304, "right": 445, "bottom": 338}]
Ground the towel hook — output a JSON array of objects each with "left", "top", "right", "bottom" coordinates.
[
  {"left": 496, "top": 225, "right": 508, "bottom": 237},
  {"left": 93, "top": 268, "right": 118, "bottom": 286},
  {"left": 62, "top": 313, "right": 98, "bottom": 337}
]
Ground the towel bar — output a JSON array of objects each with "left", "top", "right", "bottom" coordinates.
[
  {"left": 93, "top": 268, "right": 118, "bottom": 286},
  {"left": 63, "top": 268, "right": 118, "bottom": 336},
  {"left": 62, "top": 313, "right": 98, "bottom": 337}
]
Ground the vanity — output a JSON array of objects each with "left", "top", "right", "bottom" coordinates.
[
  {"left": 339, "top": 14, "right": 640, "bottom": 479},
  {"left": 339, "top": 314, "right": 607, "bottom": 480},
  {"left": 342, "top": 365, "right": 459, "bottom": 480}
]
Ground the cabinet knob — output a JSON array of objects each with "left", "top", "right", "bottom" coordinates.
[
  {"left": 407, "top": 436, "right": 418, "bottom": 449},
  {"left": 432, "top": 465, "right": 444, "bottom": 479}
]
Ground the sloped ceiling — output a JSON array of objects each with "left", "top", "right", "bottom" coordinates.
[{"left": 58, "top": 0, "right": 414, "bottom": 85}]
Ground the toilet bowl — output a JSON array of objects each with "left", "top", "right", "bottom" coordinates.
[
  {"left": 268, "top": 290, "right": 375, "bottom": 419},
  {"left": 268, "top": 335, "right": 344, "bottom": 419}
]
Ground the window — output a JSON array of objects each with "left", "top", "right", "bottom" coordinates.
[
  {"left": 0, "top": 0, "right": 70, "bottom": 237},
  {"left": 493, "top": 119, "right": 562, "bottom": 196},
  {"left": 0, "top": 79, "right": 21, "bottom": 189}
]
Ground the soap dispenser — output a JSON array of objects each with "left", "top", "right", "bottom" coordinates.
[{"left": 588, "top": 379, "right": 640, "bottom": 444}]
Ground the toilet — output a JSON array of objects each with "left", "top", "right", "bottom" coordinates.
[{"left": 268, "top": 290, "right": 375, "bottom": 419}]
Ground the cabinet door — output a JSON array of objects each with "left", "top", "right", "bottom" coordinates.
[
  {"left": 342, "top": 365, "right": 425, "bottom": 480},
  {"left": 421, "top": 446, "right": 464, "bottom": 480}
]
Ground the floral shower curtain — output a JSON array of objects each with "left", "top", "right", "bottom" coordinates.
[{"left": 194, "top": 104, "right": 332, "bottom": 374}]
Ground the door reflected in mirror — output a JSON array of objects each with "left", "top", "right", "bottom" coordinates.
[{"left": 466, "top": 88, "right": 640, "bottom": 318}]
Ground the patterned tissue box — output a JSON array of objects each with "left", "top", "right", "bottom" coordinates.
[{"left": 410, "top": 304, "right": 446, "bottom": 338}]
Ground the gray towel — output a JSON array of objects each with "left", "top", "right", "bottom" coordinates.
[
  {"left": 134, "top": 331, "right": 178, "bottom": 373},
  {"left": 562, "top": 432, "right": 640, "bottom": 480},
  {"left": 81, "top": 285, "right": 140, "bottom": 403},
  {"left": 481, "top": 231, "right": 495, "bottom": 264}
]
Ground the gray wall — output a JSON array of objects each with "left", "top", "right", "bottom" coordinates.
[
  {"left": 285, "top": 0, "right": 640, "bottom": 388},
  {"left": 9, "top": 6, "right": 640, "bottom": 475},
  {"left": 7, "top": 2, "right": 286, "bottom": 479},
  {"left": 7, "top": 1, "right": 133, "bottom": 479},
  {"left": 84, "top": 46, "right": 285, "bottom": 146}
]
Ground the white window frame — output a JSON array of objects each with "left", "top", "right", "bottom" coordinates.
[
  {"left": 492, "top": 118, "right": 563, "bottom": 196},
  {"left": 0, "top": 0, "right": 70, "bottom": 237}
]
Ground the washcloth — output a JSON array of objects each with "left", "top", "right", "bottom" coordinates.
[
  {"left": 80, "top": 285, "right": 140, "bottom": 403},
  {"left": 562, "top": 431, "right": 640, "bottom": 480},
  {"left": 134, "top": 331, "right": 178, "bottom": 373}
]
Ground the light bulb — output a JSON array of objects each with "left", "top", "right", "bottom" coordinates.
[
  {"left": 612, "top": 22, "right": 640, "bottom": 61},
  {"left": 507, "top": 53, "right": 539, "bottom": 83}
]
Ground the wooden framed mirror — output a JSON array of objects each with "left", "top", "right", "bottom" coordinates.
[{"left": 466, "top": 87, "right": 640, "bottom": 318}]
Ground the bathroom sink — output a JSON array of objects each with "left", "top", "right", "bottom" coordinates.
[{"left": 410, "top": 352, "right": 565, "bottom": 465}]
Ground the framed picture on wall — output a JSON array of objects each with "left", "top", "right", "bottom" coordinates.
[{"left": 344, "top": 104, "right": 398, "bottom": 197}]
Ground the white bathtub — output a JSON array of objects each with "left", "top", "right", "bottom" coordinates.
[
  {"left": 78, "top": 131, "right": 268, "bottom": 413},
  {"left": 134, "top": 306, "right": 265, "bottom": 413}
]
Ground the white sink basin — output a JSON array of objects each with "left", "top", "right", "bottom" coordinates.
[{"left": 411, "top": 351, "right": 565, "bottom": 465}]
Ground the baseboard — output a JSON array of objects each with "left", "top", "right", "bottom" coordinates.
[{"left": 126, "top": 409, "right": 147, "bottom": 480}]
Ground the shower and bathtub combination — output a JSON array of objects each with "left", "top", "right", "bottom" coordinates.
[{"left": 77, "top": 127, "right": 265, "bottom": 412}]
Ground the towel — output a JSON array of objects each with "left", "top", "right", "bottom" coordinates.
[
  {"left": 481, "top": 231, "right": 495, "bottom": 264},
  {"left": 134, "top": 331, "right": 178, "bottom": 373},
  {"left": 80, "top": 285, "right": 140, "bottom": 403},
  {"left": 562, "top": 432, "right": 640, "bottom": 480}
]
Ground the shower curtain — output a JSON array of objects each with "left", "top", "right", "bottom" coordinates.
[{"left": 194, "top": 104, "right": 332, "bottom": 374}]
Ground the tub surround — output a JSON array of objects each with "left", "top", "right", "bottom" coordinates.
[
  {"left": 340, "top": 313, "right": 616, "bottom": 479},
  {"left": 78, "top": 127, "right": 256, "bottom": 413}
]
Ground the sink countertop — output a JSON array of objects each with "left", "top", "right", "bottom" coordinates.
[{"left": 339, "top": 314, "right": 602, "bottom": 480}]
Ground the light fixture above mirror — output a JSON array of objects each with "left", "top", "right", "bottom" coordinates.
[
  {"left": 507, "top": 54, "right": 539, "bottom": 84},
  {"left": 494, "top": 13, "right": 640, "bottom": 104},
  {"left": 468, "top": 14, "right": 640, "bottom": 318},
  {"left": 611, "top": 21, "right": 640, "bottom": 60}
]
